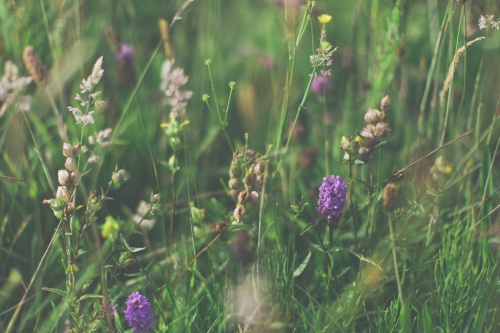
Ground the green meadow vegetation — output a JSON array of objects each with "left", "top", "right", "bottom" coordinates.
[{"left": 0, "top": 0, "right": 499, "bottom": 332}]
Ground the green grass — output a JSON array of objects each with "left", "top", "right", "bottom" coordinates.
[{"left": 0, "top": 0, "right": 499, "bottom": 332}]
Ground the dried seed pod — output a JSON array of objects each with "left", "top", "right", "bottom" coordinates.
[
  {"left": 383, "top": 184, "right": 398, "bottom": 212},
  {"left": 238, "top": 190, "right": 249, "bottom": 204},
  {"left": 233, "top": 205, "right": 245, "bottom": 221}
]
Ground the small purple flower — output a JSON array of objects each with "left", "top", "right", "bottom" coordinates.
[
  {"left": 116, "top": 44, "right": 134, "bottom": 64},
  {"left": 316, "top": 175, "right": 347, "bottom": 225},
  {"left": 311, "top": 75, "right": 331, "bottom": 94},
  {"left": 124, "top": 292, "right": 154, "bottom": 333}
]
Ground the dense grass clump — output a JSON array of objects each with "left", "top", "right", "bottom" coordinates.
[{"left": 0, "top": 0, "right": 499, "bottom": 332}]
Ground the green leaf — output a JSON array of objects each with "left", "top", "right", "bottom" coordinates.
[
  {"left": 299, "top": 223, "right": 315, "bottom": 236},
  {"left": 120, "top": 233, "right": 145, "bottom": 253},
  {"left": 293, "top": 251, "right": 311, "bottom": 277}
]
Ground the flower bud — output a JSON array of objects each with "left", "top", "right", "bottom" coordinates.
[
  {"left": 65, "top": 157, "right": 76, "bottom": 171},
  {"left": 56, "top": 186, "right": 69, "bottom": 199},
  {"left": 230, "top": 189, "right": 239, "bottom": 200},
  {"left": 228, "top": 178, "right": 240, "bottom": 189},
  {"left": 150, "top": 192, "right": 161, "bottom": 204},
  {"left": 373, "top": 122, "right": 391, "bottom": 138},
  {"left": 88, "top": 192, "right": 103, "bottom": 213},
  {"left": 253, "top": 175, "right": 264, "bottom": 190},
  {"left": 233, "top": 205, "right": 246, "bottom": 221},
  {"left": 364, "top": 108, "right": 384, "bottom": 124},
  {"left": 244, "top": 173, "right": 256, "bottom": 188},
  {"left": 249, "top": 191, "right": 260, "bottom": 206},
  {"left": 111, "top": 169, "right": 130, "bottom": 190},
  {"left": 238, "top": 190, "right": 249, "bottom": 204},
  {"left": 72, "top": 144, "right": 81, "bottom": 156},
  {"left": 62, "top": 142, "right": 73, "bottom": 157},
  {"left": 50, "top": 197, "right": 65, "bottom": 211},
  {"left": 65, "top": 202, "right": 75, "bottom": 217},
  {"left": 70, "top": 171, "right": 79, "bottom": 185},
  {"left": 253, "top": 161, "right": 265, "bottom": 176},
  {"left": 380, "top": 95, "right": 391, "bottom": 111},
  {"left": 58, "top": 170, "right": 70, "bottom": 185}
]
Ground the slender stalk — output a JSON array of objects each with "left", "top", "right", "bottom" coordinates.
[{"left": 388, "top": 214, "right": 404, "bottom": 305}]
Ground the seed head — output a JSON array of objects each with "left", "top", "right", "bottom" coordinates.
[{"left": 22, "top": 46, "right": 49, "bottom": 85}]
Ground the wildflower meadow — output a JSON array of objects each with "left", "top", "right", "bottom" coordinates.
[{"left": 1, "top": 0, "right": 499, "bottom": 332}]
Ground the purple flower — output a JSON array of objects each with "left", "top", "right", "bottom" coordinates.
[
  {"left": 316, "top": 175, "right": 347, "bottom": 225},
  {"left": 124, "top": 292, "right": 154, "bottom": 333},
  {"left": 311, "top": 75, "right": 331, "bottom": 94},
  {"left": 116, "top": 44, "right": 134, "bottom": 64}
]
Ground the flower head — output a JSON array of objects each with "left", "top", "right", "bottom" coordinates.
[
  {"left": 116, "top": 44, "right": 134, "bottom": 64},
  {"left": 318, "top": 14, "right": 332, "bottom": 24},
  {"left": 479, "top": 15, "right": 500, "bottom": 30},
  {"left": 311, "top": 75, "right": 331, "bottom": 94},
  {"left": 316, "top": 175, "right": 347, "bottom": 225},
  {"left": 124, "top": 292, "right": 154, "bottom": 333}
]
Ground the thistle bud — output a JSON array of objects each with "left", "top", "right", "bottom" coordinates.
[
  {"left": 58, "top": 170, "right": 70, "bottom": 185},
  {"left": 380, "top": 95, "right": 391, "bottom": 111},
  {"left": 383, "top": 184, "right": 398, "bottom": 212}
]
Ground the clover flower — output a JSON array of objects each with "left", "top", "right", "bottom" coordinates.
[
  {"left": 316, "top": 175, "right": 347, "bottom": 225},
  {"left": 311, "top": 75, "right": 331, "bottom": 94},
  {"left": 124, "top": 292, "right": 154, "bottom": 333}
]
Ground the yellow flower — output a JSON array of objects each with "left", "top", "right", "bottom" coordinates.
[
  {"left": 101, "top": 216, "right": 120, "bottom": 240},
  {"left": 318, "top": 14, "right": 332, "bottom": 24}
]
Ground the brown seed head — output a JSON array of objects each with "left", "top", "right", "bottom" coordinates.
[
  {"left": 383, "top": 184, "right": 398, "bottom": 212},
  {"left": 22, "top": 46, "right": 49, "bottom": 85}
]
